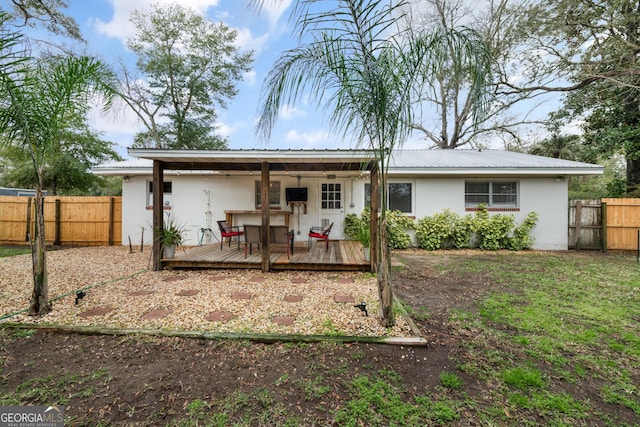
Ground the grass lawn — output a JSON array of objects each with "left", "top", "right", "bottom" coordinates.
[
  {"left": 0, "top": 246, "right": 31, "bottom": 258},
  {"left": 0, "top": 250, "right": 638, "bottom": 425}
]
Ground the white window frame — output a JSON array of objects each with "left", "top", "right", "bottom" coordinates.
[
  {"left": 364, "top": 181, "right": 414, "bottom": 214},
  {"left": 147, "top": 181, "right": 172, "bottom": 209},
  {"left": 464, "top": 180, "right": 519, "bottom": 208},
  {"left": 255, "top": 181, "right": 281, "bottom": 209}
]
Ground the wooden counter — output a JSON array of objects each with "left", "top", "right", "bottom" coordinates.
[{"left": 224, "top": 210, "right": 291, "bottom": 227}]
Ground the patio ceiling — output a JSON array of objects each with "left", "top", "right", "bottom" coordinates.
[{"left": 127, "top": 148, "right": 378, "bottom": 172}]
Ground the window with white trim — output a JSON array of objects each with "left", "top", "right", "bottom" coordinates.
[
  {"left": 364, "top": 182, "right": 413, "bottom": 213},
  {"left": 465, "top": 181, "right": 518, "bottom": 207},
  {"left": 147, "top": 181, "right": 172, "bottom": 209},
  {"left": 255, "top": 181, "right": 281, "bottom": 209}
]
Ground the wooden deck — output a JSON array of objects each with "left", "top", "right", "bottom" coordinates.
[{"left": 163, "top": 239, "right": 370, "bottom": 272}]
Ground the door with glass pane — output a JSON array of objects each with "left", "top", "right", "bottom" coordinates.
[{"left": 319, "top": 181, "right": 345, "bottom": 239}]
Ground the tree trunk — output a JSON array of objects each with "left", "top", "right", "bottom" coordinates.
[
  {"left": 626, "top": 155, "right": 640, "bottom": 195},
  {"left": 28, "top": 188, "right": 51, "bottom": 316},
  {"left": 377, "top": 216, "right": 395, "bottom": 327}
]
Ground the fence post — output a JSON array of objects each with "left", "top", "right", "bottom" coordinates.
[{"left": 601, "top": 201, "right": 607, "bottom": 253}]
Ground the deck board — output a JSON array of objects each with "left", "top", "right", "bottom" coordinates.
[{"left": 164, "top": 239, "right": 368, "bottom": 271}]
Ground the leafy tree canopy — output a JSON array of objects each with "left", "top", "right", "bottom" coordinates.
[{"left": 123, "top": 3, "right": 254, "bottom": 149}]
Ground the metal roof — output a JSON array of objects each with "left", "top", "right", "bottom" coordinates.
[
  {"left": 387, "top": 149, "right": 603, "bottom": 176},
  {"left": 92, "top": 148, "right": 604, "bottom": 177}
]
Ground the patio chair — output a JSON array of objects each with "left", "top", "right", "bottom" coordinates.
[
  {"left": 270, "top": 225, "right": 294, "bottom": 259},
  {"left": 217, "top": 220, "right": 243, "bottom": 250},
  {"left": 308, "top": 222, "right": 333, "bottom": 252},
  {"left": 243, "top": 224, "right": 261, "bottom": 258}
]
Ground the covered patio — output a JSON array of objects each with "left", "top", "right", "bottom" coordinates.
[{"left": 127, "top": 149, "right": 380, "bottom": 272}]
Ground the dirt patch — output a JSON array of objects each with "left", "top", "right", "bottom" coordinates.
[{"left": 0, "top": 248, "right": 635, "bottom": 425}]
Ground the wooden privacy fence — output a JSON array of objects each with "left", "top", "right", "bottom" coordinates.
[
  {"left": 0, "top": 196, "right": 121, "bottom": 246},
  {"left": 569, "top": 198, "right": 640, "bottom": 252}
]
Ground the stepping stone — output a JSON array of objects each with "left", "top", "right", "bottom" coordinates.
[
  {"left": 272, "top": 316, "right": 295, "bottom": 326},
  {"left": 78, "top": 307, "right": 112, "bottom": 318},
  {"left": 231, "top": 292, "right": 253, "bottom": 300},
  {"left": 284, "top": 295, "right": 303, "bottom": 303},
  {"left": 130, "top": 290, "right": 155, "bottom": 296},
  {"left": 176, "top": 289, "right": 200, "bottom": 296},
  {"left": 336, "top": 278, "right": 354, "bottom": 284},
  {"left": 250, "top": 277, "right": 265, "bottom": 283},
  {"left": 141, "top": 309, "right": 172, "bottom": 320},
  {"left": 290, "top": 278, "right": 307, "bottom": 283},
  {"left": 206, "top": 311, "right": 235, "bottom": 322},
  {"left": 163, "top": 276, "right": 185, "bottom": 282},
  {"left": 334, "top": 295, "right": 355, "bottom": 303},
  {"left": 209, "top": 276, "right": 226, "bottom": 282}
]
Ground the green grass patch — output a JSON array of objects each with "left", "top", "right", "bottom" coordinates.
[{"left": 0, "top": 246, "right": 31, "bottom": 258}]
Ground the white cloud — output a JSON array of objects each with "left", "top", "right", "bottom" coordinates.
[
  {"left": 93, "top": 0, "right": 221, "bottom": 43},
  {"left": 258, "top": 0, "right": 293, "bottom": 28},
  {"left": 279, "top": 104, "right": 306, "bottom": 120},
  {"left": 285, "top": 129, "right": 332, "bottom": 148}
]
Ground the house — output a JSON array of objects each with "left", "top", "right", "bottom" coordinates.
[{"left": 93, "top": 148, "right": 603, "bottom": 268}]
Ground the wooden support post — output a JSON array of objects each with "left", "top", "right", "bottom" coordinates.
[
  {"left": 261, "top": 162, "right": 270, "bottom": 272},
  {"left": 152, "top": 161, "right": 164, "bottom": 271},
  {"left": 370, "top": 165, "right": 379, "bottom": 273},
  {"left": 54, "top": 198, "right": 61, "bottom": 246}
]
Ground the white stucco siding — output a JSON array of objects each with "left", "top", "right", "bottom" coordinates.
[
  {"left": 518, "top": 178, "right": 568, "bottom": 250},
  {"left": 120, "top": 174, "right": 363, "bottom": 246},
  {"left": 411, "top": 176, "right": 569, "bottom": 250}
]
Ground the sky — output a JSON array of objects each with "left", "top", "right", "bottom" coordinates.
[
  {"left": 10, "top": 0, "right": 563, "bottom": 157},
  {"left": 40, "top": 0, "right": 374, "bottom": 155}
]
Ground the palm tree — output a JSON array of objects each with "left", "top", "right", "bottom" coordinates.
[
  {"left": 529, "top": 133, "right": 582, "bottom": 160},
  {"left": 0, "top": 18, "right": 116, "bottom": 315},
  {"left": 252, "top": 0, "right": 492, "bottom": 326}
]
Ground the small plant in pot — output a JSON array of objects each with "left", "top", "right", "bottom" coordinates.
[{"left": 158, "top": 214, "right": 186, "bottom": 258}]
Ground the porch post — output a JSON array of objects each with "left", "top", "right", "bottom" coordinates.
[
  {"left": 152, "top": 160, "right": 164, "bottom": 271},
  {"left": 370, "top": 164, "right": 379, "bottom": 272},
  {"left": 261, "top": 162, "right": 270, "bottom": 272}
]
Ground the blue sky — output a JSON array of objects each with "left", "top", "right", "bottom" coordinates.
[
  {"left": 51, "top": 0, "right": 373, "bottom": 155},
  {"left": 12, "top": 0, "right": 565, "bottom": 156}
]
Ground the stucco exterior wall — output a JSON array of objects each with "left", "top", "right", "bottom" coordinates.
[
  {"left": 411, "top": 176, "right": 568, "bottom": 250},
  {"left": 121, "top": 174, "right": 568, "bottom": 250}
]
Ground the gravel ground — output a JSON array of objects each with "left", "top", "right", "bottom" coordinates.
[{"left": 0, "top": 246, "right": 412, "bottom": 337}]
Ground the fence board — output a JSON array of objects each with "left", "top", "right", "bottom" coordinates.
[
  {"left": 568, "top": 199, "right": 602, "bottom": 250},
  {"left": 602, "top": 198, "right": 640, "bottom": 251},
  {"left": 0, "top": 196, "right": 121, "bottom": 246}
]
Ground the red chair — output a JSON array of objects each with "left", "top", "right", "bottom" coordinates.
[
  {"left": 308, "top": 223, "right": 333, "bottom": 252},
  {"left": 217, "top": 220, "right": 243, "bottom": 250}
]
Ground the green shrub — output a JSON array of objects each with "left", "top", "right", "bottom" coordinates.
[
  {"left": 386, "top": 210, "right": 414, "bottom": 249},
  {"left": 344, "top": 209, "right": 414, "bottom": 249},
  {"left": 416, "top": 206, "right": 538, "bottom": 251}
]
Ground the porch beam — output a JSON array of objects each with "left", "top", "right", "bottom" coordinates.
[
  {"left": 261, "top": 162, "right": 271, "bottom": 272},
  {"left": 152, "top": 160, "right": 164, "bottom": 271},
  {"left": 161, "top": 161, "right": 373, "bottom": 172}
]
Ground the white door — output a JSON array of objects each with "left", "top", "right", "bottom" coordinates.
[{"left": 319, "top": 181, "right": 345, "bottom": 239}]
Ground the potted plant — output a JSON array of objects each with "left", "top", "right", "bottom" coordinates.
[{"left": 158, "top": 215, "right": 186, "bottom": 258}]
